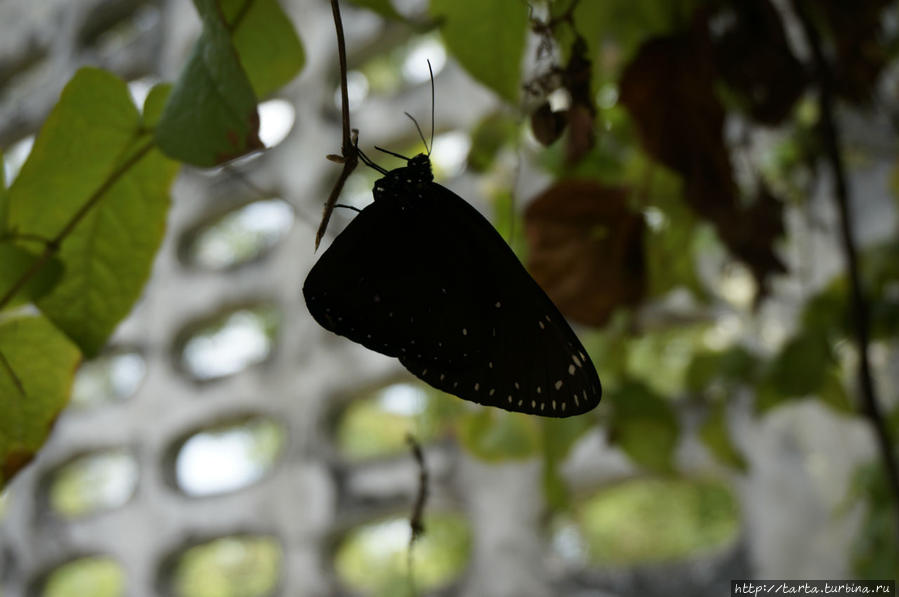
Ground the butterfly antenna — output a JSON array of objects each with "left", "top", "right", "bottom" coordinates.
[
  {"left": 375, "top": 145, "right": 412, "bottom": 161},
  {"left": 403, "top": 112, "right": 429, "bottom": 155},
  {"left": 427, "top": 59, "right": 435, "bottom": 156},
  {"left": 357, "top": 147, "right": 388, "bottom": 174}
]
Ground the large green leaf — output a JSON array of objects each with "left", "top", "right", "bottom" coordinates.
[
  {"left": 429, "top": 0, "right": 527, "bottom": 102},
  {"left": 1, "top": 68, "right": 177, "bottom": 354},
  {"left": 0, "top": 315, "right": 80, "bottom": 487},
  {"left": 5, "top": 68, "right": 140, "bottom": 239},
  {"left": 6, "top": 76, "right": 180, "bottom": 355},
  {"left": 222, "top": 0, "right": 305, "bottom": 99},
  {"left": 36, "top": 141, "right": 178, "bottom": 356},
  {"left": 0, "top": 244, "right": 63, "bottom": 310},
  {"left": 608, "top": 381, "right": 679, "bottom": 473},
  {"left": 155, "top": 0, "right": 262, "bottom": 166}
]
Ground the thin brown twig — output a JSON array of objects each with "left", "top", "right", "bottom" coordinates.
[
  {"left": 0, "top": 139, "right": 155, "bottom": 311},
  {"left": 315, "top": 0, "right": 359, "bottom": 249},
  {"left": 405, "top": 432, "right": 429, "bottom": 596},
  {"left": 791, "top": 0, "right": 899, "bottom": 537}
]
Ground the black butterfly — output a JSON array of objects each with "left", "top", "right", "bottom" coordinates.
[{"left": 303, "top": 148, "right": 601, "bottom": 418}]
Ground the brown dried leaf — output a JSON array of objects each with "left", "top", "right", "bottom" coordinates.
[
  {"left": 712, "top": 0, "right": 806, "bottom": 125},
  {"left": 525, "top": 180, "right": 646, "bottom": 326},
  {"left": 619, "top": 32, "right": 786, "bottom": 294}
]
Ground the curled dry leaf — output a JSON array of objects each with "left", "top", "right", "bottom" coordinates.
[
  {"left": 524, "top": 180, "right": 646, "bottom": 326},
  {"left": 530, "top": 102, "right": 567, "bottom": 146}
]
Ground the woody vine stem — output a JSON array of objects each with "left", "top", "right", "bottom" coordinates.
[
  {"left": 315, "top": 0, "right": 359, "bottom": 249},
  {"left": 792, "top": 0, "right": 899, "bottom": 538}
]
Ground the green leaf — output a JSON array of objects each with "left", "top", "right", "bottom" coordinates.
[
  {"left": 5, "top": 68, "right": 177, "bottom": 354},
  {"left": 458, "top": 409, "right": 540, "bottom": 461},
  {"left": 222, "top": 0, "right": 305, "bottom": 99},
  {"left": 0, "top": 244, "right": 63, "bottom": 309},
  {"left": 429, "top": 0, "right": 527, "bottom": 102},
  {"left": 608, "top": 381, "right": 678, "bottom": 473},
  {"left": 699, "top": 403, "right": 747, "bottom": 471},
  {"left": 756, "top": 330, "right": 839, "bottom": 413},
  {"left": 6, "top": 68, "right": 141, "bottom": 239},
  {"left": 141, "top": 83, "right": 173, "bottom": 129},
  {"left": 36, "top": 144, "right": 178, "bottom": 356},
  {"left": 0, "top": 315, "right": 81, "bottom": 487},
  {"left": 347, "top": 0, "right": 407, "bottom": 23},
  {"left": 686, "top": 346, "right": 759, "bottom": 393},
  {"left": 155, "top": 0, "right": 262, "bottom": 166}
]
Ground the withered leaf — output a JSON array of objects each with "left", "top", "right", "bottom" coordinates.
[
  {"left": 711, "top": 0, "right": 805, "bottom": 125},
  {"left": 799, "top": 0, "right": 892, "bottom": 103},
  {"left": 524, "top": 180, "right": 646, "bottom": 326},
  {"left": 619, "top": 32, "right": 786, "bottom": 295}
]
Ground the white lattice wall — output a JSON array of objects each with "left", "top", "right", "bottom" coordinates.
[{"left": 1, "top": 1, "right": 888, "bottom": 596}]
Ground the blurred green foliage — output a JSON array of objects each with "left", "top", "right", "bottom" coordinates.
[
  {"left": 570, "top": 477, "right": 740, "bottom": 564},
  {"left": 42, "top": 557, "right": 125, "bottom": 597},
  {"left": 335, "top": 512, "right": 472, "bottom": 597},
  {"left": 173, "top": 536, "right": 281, "bottom": 597}
]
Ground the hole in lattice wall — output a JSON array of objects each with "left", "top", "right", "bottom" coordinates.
[
  {"left": 0, "top": 488, "right": 8, "bottom": 521},
  {"left": 169, "top": 415, "right": 287, "bottom": 497},
  {"left": 43, "top": 449, "right": 138, "bottom": 519},
  {"left": 77, "top": 0, "right": 160, "bottom": 51},
  {"left": 36, "top": 555, "right": 125, "bottom": 597},
  {"left": 257, "top": 99, "right": 295, "bottom": 148},
  {"left": 549, "top": 477, "right": 741, "bottom": 567},
  {"left": 333, "top": 511, "right": 472, "bottom": 597},
  {"left": 180, "top": 199, "right": 294, "bottom": 271},
  {"left": 3, "top": 135, "right": 34, "bottom": 183},
  {"left": 162, "top": 535, "right": 282, "bottom": 597},
  {"left": 332, "top": 380, "right": 457, "bottom": 462},
  {"left": 336, "top": 33, "right": 447, "bottom": 109},
  {"left": 176, "top": 303, "right": 281, "bottom": 382},
  {"left": 71, "top": 348, "right": 146, "bottom": 409}
]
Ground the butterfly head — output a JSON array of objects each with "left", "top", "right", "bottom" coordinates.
[{"left": 373, "top": 154, "right": 433, "bottom": 202}]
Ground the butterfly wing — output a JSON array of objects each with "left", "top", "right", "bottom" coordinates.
[{"left": 303, "top": 180, "right": 601, "bottom": 417}]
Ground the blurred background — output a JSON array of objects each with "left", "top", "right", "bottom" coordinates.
[{"left": 0, "top": 0, "right": 898, "bottom": 596}]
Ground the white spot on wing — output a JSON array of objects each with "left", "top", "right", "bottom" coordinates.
[
  {"left": 568, "top": 364, "right": 576, "bottom": 375},
  {"left": 462, "top": 328, "right": 468, "bottom": 335},
  {"left": 554, "top": 380, "right": 563, "bottom": 390}
]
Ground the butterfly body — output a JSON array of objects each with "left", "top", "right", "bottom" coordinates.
[{"left": 303, "top": 154, "right": 601, "bottom": 417}]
